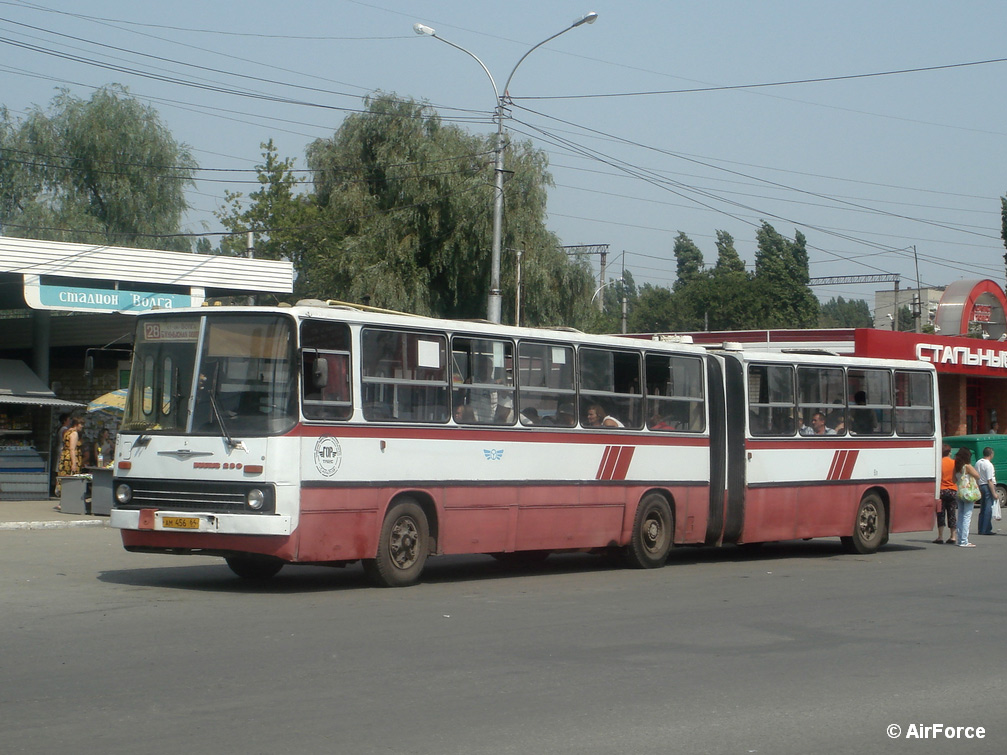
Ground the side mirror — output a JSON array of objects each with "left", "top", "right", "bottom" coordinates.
[{"left": 312, "top": 355, "right": 328, "bottom": 389}]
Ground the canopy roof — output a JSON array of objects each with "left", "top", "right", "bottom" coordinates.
[{"left": 0, "top": 359, "right": 83, "bottom": 407}]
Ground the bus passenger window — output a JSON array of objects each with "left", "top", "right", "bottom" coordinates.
[
  {"left": 579, "top": 347, "right": 643, "bottom": 429},
  {"left": 301, "top": 321, "right": 353, "bottom": 421},
  {"left": 748, "top": 363, "right": 796, "bottom": 436},
  {"left": 848, "top": 368, "right": 893, "bottom": 435},
  {"left": 518, "top": 341, "right": 575, "bottom": 427},
  {"left": 645, "top": 354, "right": 705, "bottom": 432},
  {"left": 361, "top": 328, "right": 449, "bottom": 423},
  {"left": 895, "top": 370, "right": 933, "bottom": 436}
]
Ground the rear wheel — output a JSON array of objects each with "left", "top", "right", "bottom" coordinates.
[
  {"left": 622, "top": 493, "right": 674, "bottom": 569},
  {"left": 363, "top": 499, "right": 430, "bottom": 587},
  {"left": 225, "top": 555, "right": 284, "bottom": 580},
  {"left": 841, "top": 492, "right": 887, "bottom": 554}
]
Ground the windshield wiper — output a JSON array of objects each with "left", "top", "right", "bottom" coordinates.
[{"left": 205, "top": 364, "right": 246, "bottom": 451}]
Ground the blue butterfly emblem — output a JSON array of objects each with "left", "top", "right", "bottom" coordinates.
[{"left": 483, "top": 449, "right": 504, "bottom": 461}]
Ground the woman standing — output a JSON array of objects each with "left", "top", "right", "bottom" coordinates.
[
  {"left": 55, "top": 417, "right": 84, "bottom": 497},
  {"left": 954, "top": 447, "right": 981, "bottom": 548}
]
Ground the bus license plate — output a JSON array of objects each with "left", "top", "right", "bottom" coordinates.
[{"left": 162, "top": 516, "right": 200, "bottom": 530}]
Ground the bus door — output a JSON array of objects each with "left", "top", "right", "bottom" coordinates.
[
  {"left": 721, "top": 353, "right": 747, "bottom": 543},
  {"left": 704, "top": 354, "right": 727, "bottom": 545}
]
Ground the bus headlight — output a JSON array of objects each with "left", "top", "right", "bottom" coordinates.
[
  {"left": 115, "top": 484, "right": 133, "bottom": 504},
  {"left": 246, "top": 488, "right": 266, "bottom": 510}
]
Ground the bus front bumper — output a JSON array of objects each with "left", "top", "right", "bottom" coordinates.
[{"left": 111, "top": 508, "right": 293, "bottom": 536}]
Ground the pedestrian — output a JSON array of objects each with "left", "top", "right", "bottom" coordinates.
[
  {"left": 953, "top": 447, "right": 981, "bottom": 548},
  {"left": 975, "top": 446, "right": 997, "bottom": 535},
  {"left": 54, "top": 416, "right": 84, "bottom": 504},
  {"left": 935, "top": 443, "right": 957, "bottom": 544},
  {"left": 51, "top": 413, "right": 71, "bottom": 496}
]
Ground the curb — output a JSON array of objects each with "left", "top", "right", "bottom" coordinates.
[{"left": 0, "top": 520, "right": 109, "bottom": 531}]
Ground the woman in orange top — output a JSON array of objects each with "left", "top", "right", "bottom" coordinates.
[{"left": 936, "top": 443, "right": 958, "bottom": 544}]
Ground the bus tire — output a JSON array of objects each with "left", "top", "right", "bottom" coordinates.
[
  {"left": 225, "top": 555, "right": 284, "bottom": 580},
  {"left": 622, "top": 493, "right": 674, "bottom": 569},
  {"left": 842, "top": 492, "right": 887, "bottom": 555},
  {"left": 363, "top": 499, "right": 429, "bottom": 587}
]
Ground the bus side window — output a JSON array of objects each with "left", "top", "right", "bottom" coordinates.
[
  {"left": 748, "top": 363, "right": 796, "bottom": 436},
  {"left": 894, "top": 369, "right": 934, "bottom": 436},
  {"left": 361, "top": 328, "right": 449, "bottom": 423},
  {"left": 579, "top": 347, "right": 643, "bottom": 429},
  {"left": 300, "top": 321, "right": 353, "bottom": 421}
]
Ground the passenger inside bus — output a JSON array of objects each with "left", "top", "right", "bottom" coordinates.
[
  {"left": 800, "top": 411, "right": 836, "bottom": 436},
  {"left": 585, "top": 403, "right": 624, "bottom": 428},
  {"left": 850, "top": 391, "right": 878, "bottom": 434}
]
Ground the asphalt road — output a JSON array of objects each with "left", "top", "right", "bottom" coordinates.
[{"left": 2, "top": 525, "right": 1004, "bottom": 754}]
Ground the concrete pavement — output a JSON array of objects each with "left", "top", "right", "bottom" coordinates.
[{"left": 0, "top": 498, "right": 108, "bottom": 530}]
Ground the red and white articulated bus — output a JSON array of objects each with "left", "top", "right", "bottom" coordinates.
[{"left": 109, "top": 303, "right": 940, "bottom": 586}]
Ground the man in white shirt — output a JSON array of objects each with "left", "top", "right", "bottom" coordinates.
[
  {"left": 800, "top": 411, "right": 837, "bottom": 436},
  {"left": 975, "top": 446, "right": 997, "bottom": 535}
]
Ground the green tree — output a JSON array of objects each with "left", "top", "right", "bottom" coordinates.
[
  {"left": 819, "top": 296, "right": 873, "bottom": 328},
  {"left": 672, "top": 232, "right": 704, "bottom": 290},
  {"left": 0, "top": 85, "right": 196, "bottom": 250},
  {"left": 216, "top": 140, "right": 322, "bottom": 297},
  {"left": 585, "top": 271, "right": 638, "bottom": 334},
  {"left": 708, "top": 230, "right": 757, "bottom": 329},
  {"left": 713, "top": 230, "right": 746, "bottom": 275},
  {"left": 627, "top": 283, "right": 679, "bottom": 333},
  {"left": 296, "top": 93, "right": 593, "bottom": 325},
  {"left": 752, "top": 222, "right": 819, "bottom": 328}
]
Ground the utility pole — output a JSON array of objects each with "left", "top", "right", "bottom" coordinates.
[{"left": 561, "top": 244, "right": 610, "bottom": 312}]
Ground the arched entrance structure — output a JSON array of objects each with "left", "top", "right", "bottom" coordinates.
[{"left": 934, "top": 279, "right": 1007, "bottom": 339}]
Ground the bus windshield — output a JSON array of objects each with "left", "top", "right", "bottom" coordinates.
[{"left": 122, "top": 313, "right": 297, "bottom": 436}]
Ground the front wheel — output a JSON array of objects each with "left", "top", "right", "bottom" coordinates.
[
  {"left": 363, "top": 499, "right": 430, "bottom": 587},
  {"left": 225, "top": 554, "right": 284, "bottom": 580},
  {"left": 622, "top": 493, "right": 674, "bottom": 569},
  {"left": 841, "top": 492, "right": 887, "bottom": 554}
]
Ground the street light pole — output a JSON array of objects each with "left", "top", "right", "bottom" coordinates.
[{"left": 414, "top": 12, "right": 598, "bottom": 323}]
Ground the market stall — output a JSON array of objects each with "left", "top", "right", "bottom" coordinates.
[{"left": 0, "top": 360, "right": 83, "bottom": 500}]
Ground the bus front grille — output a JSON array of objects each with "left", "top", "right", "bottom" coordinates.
[{"left": 114, "top": 479, "right": 275, "bottom": 514}]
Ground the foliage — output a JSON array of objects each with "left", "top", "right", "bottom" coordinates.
[
  {"left": 672, "top": 232, "right": 704, "bottom": 290},
  {"left": 752, "top": 222, "right": 819, "bottom": 328},
  {"left": 619, "top": 224, "right": 821, "bottom": 333},
  {"left": 0, "top": 86, "right": 196, "bottom": 250},
  {"left": 819, "top": 296, "right": 873, "bottom": 328},
  {"left": 216, "top": 140, "right": 322, "bottom": 295},
  {"left": 288, "top": 94, "right": 594, "bottom": 325},
  {"left": 627, "top": 283, "right": 680, "bottom": 333}
]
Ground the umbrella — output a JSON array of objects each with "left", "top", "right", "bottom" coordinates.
[{"left": 87, "top": 388, "right": 128, "bottom": 414}]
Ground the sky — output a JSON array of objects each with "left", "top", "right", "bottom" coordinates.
[{"left": 2, "top": 0, "right": 1005, "bottom": 315}]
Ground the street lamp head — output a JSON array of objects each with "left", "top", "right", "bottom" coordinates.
[
  {"left": 413, "top": 23, "right": 436, "bottom": 36},
  {"left": 574, "top": 11, "right": 599, "bottom": 27}
]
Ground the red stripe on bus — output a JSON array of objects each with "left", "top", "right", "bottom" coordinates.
[
  {"left": 827, "top": 451, "right": 844, "bottom": 481},
  {"left": 839, "top": 449, "right": 859, "bottom": 480},
  {"left": 612, "top": 446, "right": 636, "bottom": 480},
  {"left": 596, "top": 447, "right": 615, "bottom": 480},
  {"left": 602, "top": 446, "right": 622, "bottom": 480}
]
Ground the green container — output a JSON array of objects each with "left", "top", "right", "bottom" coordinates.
[{"left": 943, "top": 434, "right": 1007, "bottom": 504}]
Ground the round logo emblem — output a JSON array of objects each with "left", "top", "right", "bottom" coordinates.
[{"left": 313, "top": 436, "right": 342, "bottom": 477}]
